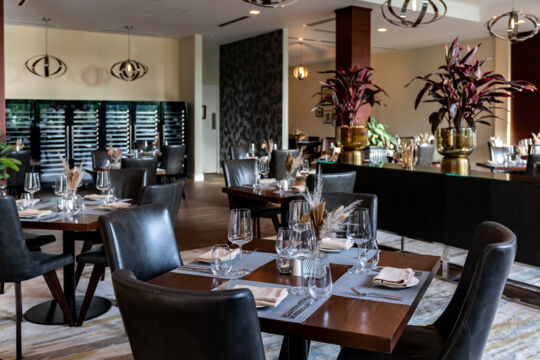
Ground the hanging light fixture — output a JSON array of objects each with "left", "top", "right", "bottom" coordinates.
[
  {"left": 242, "top": 0, "right": 297, "bottom": 8},
  {"left": 381, "top": 0, "right": 447, "bottom": 28},
  {"left": 486, "top": 0, "right": 539, "bottom": 43},
  {"left": 25, "top": 18, "right": 67, "bottom": 78},
  {"left": 110, "top": 26, "right": 148, "bottom": 81},
  {"left": 293, "top": 40, "right": 308, "bottom": 80}
]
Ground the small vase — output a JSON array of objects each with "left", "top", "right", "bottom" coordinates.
[{"left": 62, "top": 190, "right": 83, "bottom": 215}]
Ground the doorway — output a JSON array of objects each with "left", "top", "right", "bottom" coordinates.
[{"left": 202, "top": 85, "right": 219, "bottom": 173}]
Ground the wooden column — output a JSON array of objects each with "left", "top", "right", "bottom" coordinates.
[
  {"left": 0, "top": 0, "right": 5, "bottom": 142},
  {"left": 335, "top": 6, "right": 371, "bottom": 70}
]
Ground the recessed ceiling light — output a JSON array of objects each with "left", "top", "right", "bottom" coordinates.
[
  {"left": 302, "top": 24, "right": 307, "bottom": 27},
  {"left": 377, "top": 27, "right": 388, "bottom": 32},
  {"left": 249, "top": 9, "right": 260, "bottom": 15},
  {"left": 298, "top": 37, "right": 303, "bottom": 41}
]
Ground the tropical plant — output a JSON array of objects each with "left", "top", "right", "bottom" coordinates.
[
  {"left": 367, "top": 117, "right": 396, "bottom": 147},
  {"left": 313, "top": 66, "right": 387, "bottom": 127},
  {"left": 0, "top": 140, "right": 21, "bottom": 181},
  {"left": 408, "top": 37, "right": 537, "bottom": 134}
]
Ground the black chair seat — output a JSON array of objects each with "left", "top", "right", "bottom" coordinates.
[
  {"left": 338, "top": 325, "right": 444, "bottom": 360},
  {"left": 24, "top": 233, "right": 55, "bottom": 251},
  {"left": 30, "top": 252, "right": 73, "bottom": 277},
  {"left": 77, "top": 246, "right": 107, "bottom": 267}
]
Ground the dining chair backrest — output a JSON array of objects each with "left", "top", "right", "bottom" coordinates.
[
  {"left": 137, "top": 181, "right": 185, "bottom": 223},
  {"left": 0, "top": 196, "right": 43, "bottom": 282},
  {"left": 434, "top": 221, "right": 516, "bottom": 360},
  {"left": 417, "top": 144, "right": 435, "bottom": 167},
  {"left": 488, "top": 142, "right": 514, "bottom": 163},
  {"left": 323, "top": 192, "right": 378, "bottom": 239},
  {"left": 112, "top": 269, "right": 265, "bottom": 360},
  {"left": 222, "top": 159, "right": 260, "bottom": 209},
  {"left": 99, "top": 204, "right": 182, "bottom": 281},
  {"left": 161, "top": 145, "right": 185, "bottom": 176},
  {"left": 270, "top": 149, "right": 301, "bottom": 180},
  {"left": 306, "top": 171, "right": 357, "bottom": 193},
  {"left": 110, "top": 168, "right": 147, "bottom": 201},
  {"left": 321, "top": 137, "right": 336, "bottom": 153},
  {"left": 91, "top": 150, "right": 112, "bottom": 170},
  {"left": 122, "top": 157, "right": 158, "bottom": 185},
  {"left": 230, "top": 144, "right": 250, "bottom": 160},
  {"left": 6, "top": 150, "right": 30, "bottom": 189},
  {"left": 525, "top": 154, "right": 540, "bottom": 176}
]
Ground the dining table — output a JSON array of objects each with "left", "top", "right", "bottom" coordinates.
[
  {"left": 150, "top": 238, "right": 441, "bottom": 359},
  {"left": 476, "top": 161, "right": 526, "bottom": 173}
]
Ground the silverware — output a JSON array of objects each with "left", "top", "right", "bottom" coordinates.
[
  {"left": 243, "top": 248, "right": 259, "bottom": 254},
  {"left": 283, "top": 297, "right": 309, "bottom": 318},
  {"left": 374, "top": 266, "right": 422, "bottom": 277},
  {"left": 290, "top": 298, "right": 315, "bottom": 319},
  {"left": 181, "top": 266, "right": 213, "bottom": 274},
  {"left": 351, "top": 287, "right": 404, "bottom": 301}
]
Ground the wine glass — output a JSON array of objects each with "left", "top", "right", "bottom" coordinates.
[
  {"left": 289, "top": 222, "right": 314, "bottom": 295},
  {"left": 258, "top": 156, "right": 270, "bottom": 179},
  {"left": 211, "top": 244, "right": 233, "bottom": 277},
  {"left": 300, "top": 159, "right": 310, "bottom": 177},
  {"left": 275, "top": 227, "right": 292, "bottom": 256},
  {"left": 24, "top": 172, "right": 40, "bottom": 200},
  {"left": 228, "top": 208, "right": 253, "bottom": 277},
  {"left": 308, "top": 254, "right": 333, "bottom": 299},
  {"left": 288, "top": 200, "right": 311, "bottom": 231},
  {"left": 346, "top": 208, "right": 372, "bottom": 274},
  {"left": 96, "top": 170, "right": 111, "bottom": 197}
]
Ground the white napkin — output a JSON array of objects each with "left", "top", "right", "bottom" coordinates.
[
  {"left": 16, "top": 199, "right": 40, "bottom": 206},
  {"left": 292, "top": 185, "right": 306, "bottom": 193},
  {"left": 195, "top": 248, "right": 240, "bottom": 263},
  {"left": 98, "top": 202, "right": 130, "bottom": 210},
  {"left": 84, "top": 194, "right": 108, "bottom": 200},
  {"left": 259, "top": 178, "right": 276, "bottom": 185},
  {"left": 373, "top": 266, "right": 419, "bottom": 288},
  {"left": 18, "top": 209, "right": 53, "bottom": 218},
  {"left": 232, "top": 285, "right": 288, "bottom": 307},
  {"left": 320, "top": 237, "right": 354, "bottom": 250}
]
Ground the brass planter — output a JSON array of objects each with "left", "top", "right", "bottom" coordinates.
[
  {"left": 436, "top": 128, "right": 476, "bottom": 175},
  {"left": 336, "top": 125, "right": 368, "bottom": 165}
]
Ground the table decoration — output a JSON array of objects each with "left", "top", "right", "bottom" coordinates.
[
  {"left": 60, "top": 154, "right": 84, "bottom": 215},
  {"left": 261, "top": 139, "right": 274, "bottom": 161},
  {"left": 107, "top": 145, "right": 123, "bottom": 169},
  {"left": 285, "top": 150, "right": 303, "bottom": 183}
]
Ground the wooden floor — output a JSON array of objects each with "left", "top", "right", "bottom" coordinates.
[{"left": 174, "top": 174, "right": 276, "bottom": 250}]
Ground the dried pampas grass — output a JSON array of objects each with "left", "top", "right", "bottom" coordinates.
[{"left": 59, "top": 153, "right": 83, "bottom": 190}]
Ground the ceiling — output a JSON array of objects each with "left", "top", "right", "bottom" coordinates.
[{"left": 6, "top": 0, "right": 540, "bottom": 63}]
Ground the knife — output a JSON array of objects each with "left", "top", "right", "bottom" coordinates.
[
  {"left": 283, "top": 297, "right": 309, "bottom": 318},
  {"left": 290, "top": 298, "right": 315, "bottom": 319}
]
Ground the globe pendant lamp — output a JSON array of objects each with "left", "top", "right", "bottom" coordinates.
[
  {"left": 293, "top": 41, "right": 308, "bottom": 80},
  {"left": 486, "top": 0, "right": 539, "bottom": 43},
  {"left": 111, "top": 26, "right": 148, "bottom": 81},
  {"left": 25, "top": 18, "right": 67, "bottom": 78},
  {"left": 381, "top": 0, "right": 447, "bottom": 28},
  {"left": 242, "top": 0, "right": 298, "bottom": 8}
]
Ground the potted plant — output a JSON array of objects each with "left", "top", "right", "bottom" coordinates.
[
  {"left": 0, "top": 139, "right": 21, "bottom": 195},
  {"left": 409, "top": 38, "right": 536, "bottom": 168},
  {"left": 364, "top": 117, "right": 396, "bottom": 162},
  {"left": 313, "top": 66, "right": 387, "bottom": 164}
]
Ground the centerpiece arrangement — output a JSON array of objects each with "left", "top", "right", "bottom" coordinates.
[
  {"left": 60, "top": 154, "right": 84, "bottom": 214},
  {"left": 313, "top": 66, "right": 387, "bottom": 164},
  {"left": 285, "top": 150, "right": 303, "bottom": 182},
  {"left": 107, "top": 142, "right": 123, "bottom": 169},
  {"left": 408, "top": 37, "right": 536, "bottom": 173}
]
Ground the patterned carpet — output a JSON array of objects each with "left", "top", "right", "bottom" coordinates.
[{"left": 0, "top": 232, "right": 538, "bottom": 360}]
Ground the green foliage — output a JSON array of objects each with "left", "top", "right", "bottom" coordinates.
[
  {"left": 0, "top": 141, "right": 21, "bottom": 181},
  {"left": 367, "top": 117, "right": 396, "bottom": 148}
]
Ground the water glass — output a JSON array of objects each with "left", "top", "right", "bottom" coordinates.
[
  {"left": 211, "top": 244, "right": 233, "bottom": 277},
  {"left": 54, "top": 175, "right": 68, "bottom": 197},
  {"left": 275, "top": 227, "right": 293, "bottom": 256},
  {"left": 276, "top": 256, "right": 292, "bottom": 274},
  {"left": 96, "top": 170, "right": 111, "bottom": 195},
  {"left": 106, "top": 188, "right": 116, "bottom": 203},
  {"left": 19, "top": 192, "right": 32, "bottom": 209},
  {"left": 276, "top": 179, "right": 288, "bottom": 194},
  {"left": 289, "top": 223, "right": 313, "bottom": 295},
  {"left": 308, "top": 255, "right": 333, "bottom": 300},
  {"left": 346, "top": 208, "right": 372, "bottom": 274},
  {"left": 300, "top": 159, "right": 310, "bottom": 176},
  {"left": 360, "top": 238, "right": 380, "bottom": 271},
  {"left": 24, "top": 172, "right": 40, "bottom": 199},
  {"left": 288, "top": 200, "right": 311, "bottom": 231},
  {"left": 228, "top": 208, "right": 253, "bottom": 276}
]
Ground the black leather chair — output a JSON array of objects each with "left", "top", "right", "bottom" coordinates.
[
  {"left": 112, "top": 269, "right": 265, "bottom": 360},
  {"left": 525, "top": 154, "right": 540, "bottom": 176},
  {"left": 306, "top": 171, "right": 357, "bottom": 193},
  {"left": 222, "top": 159, "right": 280, "bottom": 237},
  {"left": 338, "top": 221, "right": 516, "bottom": 360},
  {"left": 76, "top": 203, "right": 182, "bottom": 325},
  {"left": 91, "top": 150, "right": 112, "bottom": 170},
  {"left": 417, "top": 144, "right": 435, "bottom": 167},
  {"left": 324, "top": 192, "right": 378, "bottom": 237},
  {"left": 6, "top": 150, "right": 30, "bottom": 196},
  {"left": 138, "top": 181, "right": 185, "bottom": 223},
  {"left": 161, "top": 145, "right": 186, "bottom": 182},
  {"left": 230, "top": 144, "right": 250, "bottom": 160},
  {"left": 488, "top": 142, "right": 514, "bottom": 163},
  {"left": 270, "top": 149, "right": 301, "bottom": 180},
  {"left": 0, "top": 196, "right": 74, "bottom": 359},
  {"left": 122, "top": 157, "right": 158, "bottom": 185}
]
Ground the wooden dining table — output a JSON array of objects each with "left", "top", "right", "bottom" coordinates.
[
  {"left": 150, "top": 239, "right": 441, "bottom": 358},
  {"left": 476, "top": 161, "right": 526, "bottom": 173}
]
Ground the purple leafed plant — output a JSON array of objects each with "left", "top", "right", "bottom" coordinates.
[
  {"left": 313, "top": 66, "right": 387, "bottom": 127},
  {"left": 408, "top": 37, "right": 537, "bottom": 134}
]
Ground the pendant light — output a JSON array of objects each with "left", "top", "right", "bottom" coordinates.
[
  {"left": 25, "top": 18, "right": 67, "bottom": 78},
  {"left": 110, "top": 26, "right": 148, "bottom": 81},
  {"left": 293, "top": 40, "right": 308, "bottom": 81},
  {"left": 381, "top": 0, "right": 447, "bottom": 28},
  {"left": 486, "top": 0, "right": 539, "bottom": 43},
  {"left": 242, "top": 0, "right": 297, "bottom": 8}
]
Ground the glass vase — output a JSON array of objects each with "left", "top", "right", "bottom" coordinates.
[{"left": 62, "top": 190, "right": 83, "bottom": 215}]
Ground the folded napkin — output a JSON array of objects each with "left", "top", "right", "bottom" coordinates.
[
  {"left": 373, "top": 266, "right": 419, "bottom": 288},
  {"left": 259, "top": 178, "right": 276, "bottom": 185},
  {"left": 292, "top": 185, "right": 306, "bottom": 193},
  {"left": 16, "top": 199, "right": 40, "bottom": 206},
  {"left": 18, "top": 209, "right": 53, "bottom": 218},
  {"left": 195, "top": 248, "right": 240, "bottom": 263},
  {"left": 232, "top": 285, "right": 288, "bottom": 307},
  {"left": 320, "top": 237, "right": 354, "bottom": 250},
  {"left": 98, "top": 202, "right": 130, "bottom": 210},
  {"left": 84, "top": 194, "right": 108, "bottom": 200}
]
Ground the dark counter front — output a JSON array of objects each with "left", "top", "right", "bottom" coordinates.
[{"left": 319, "top": 162, "right": 540, "bottom": 267}]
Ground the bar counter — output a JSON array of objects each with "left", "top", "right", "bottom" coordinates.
[{"left": 320, "top": 161, "right": 540, "bottom": 267}]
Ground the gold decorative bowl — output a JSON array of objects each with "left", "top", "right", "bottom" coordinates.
[
  {"left": 336, "top": 125, "right": 369, "bottom": 151},
  {"left": 436, "top": 127, "right": 476, "bottom": 158}
]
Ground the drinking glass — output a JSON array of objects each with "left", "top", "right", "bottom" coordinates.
[
  {"left": 258, "top": 156, "right": 270, "bottom": 179},
  {"left": 19, "top": 192, "right": 32, "bottom": 209},
  {"left": 289, "top": 200, "right": 311, "bottom": 231},
  {"left": 24, "top": 172, "right": 40, "bottom": 200},
  {"left": 289, "top": 222, "right": 314, "bottom": 295},
  {"left": 275, "top": 179, "right": 289, "bottom": 195},
  {"left": 106, "top": 188, "right": 116, "bottom": 203},
  {"left": 228, "top": 208, "right": 253, "bottom": 276},
  {"left": 276, "top": 227, "right": 293, "bottom": 255},
  {"left": 361, "top": 238, "right": 380, "bottom": 271},
  {"left": 346, "top": 208, "right": 372, "bottom": 274},
  {"left": 96, "top": 170, "right": 111, "bottom": 196},
  {"left": 54, "top": 175, "right": 68, "bottom": 197},
  {"left": 211, "top": 244, "right": 233, "bottom": 277},
  {"left": 300, "top": 159, "right": 310, "bottom": 177},
  {"left": 308, "top": 255, "right": 333, "bottom": 300}
]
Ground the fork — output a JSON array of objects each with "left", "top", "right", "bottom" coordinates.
[{"left": 351, "top": 287, "right": 404, "bottom": 301}]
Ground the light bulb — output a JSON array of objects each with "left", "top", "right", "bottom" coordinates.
[{"left": 126, "top": 63, "right": 133, "bottom": 72}]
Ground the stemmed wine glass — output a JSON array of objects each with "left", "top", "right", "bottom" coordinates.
[
  {"left": 24, "top": 172, "right": 40, "bottom": 200},
  {"left": 346, "top": 208, "right": 372, "bottom": 274},
  {"left": 289, "top": 222, "right": 314, "bottom": 295},
  {"left": 96, "top": 170, "right": 111, "bottom": 199},
  {"left": 228, "top": 208, "right": 253, "bottom": 277}
]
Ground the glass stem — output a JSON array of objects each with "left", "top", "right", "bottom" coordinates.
[
  {"left": 300, "top": 259, "right": 304, "bottom": 289},
  {"left": 29, "top": 192, "right": 34, "bottom": 200},
  {"left": 357, "top": 241, "right": 362, "bottom": 269},
  {"left": 239, "top": 245, "right": 243, "bottom": 273}
]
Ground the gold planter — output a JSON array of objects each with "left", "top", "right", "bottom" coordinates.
[
  {"left": 436, "top": 128, "right": 476, "bottom": 175},
  {"left": 336, "top": 125, "right": 368, "bottom": 165}
]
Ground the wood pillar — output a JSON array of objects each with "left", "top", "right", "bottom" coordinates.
[
  {"left": 335, "top": 6, "right": 371, "bottom": 70},
  {"left": 0, "top": 0, "right": 5, "bottom": 142}
]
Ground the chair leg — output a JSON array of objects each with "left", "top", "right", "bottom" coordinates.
[
  {"left": 15, "top": 282, "right": 22, "bottom": 360},
  {"left": 0, "top": 281, "right": 4, "bottom": 295},
  {"left": 271, "top": 214, "right": 280, "bottom": 232},
  {"left": 77, "top": 265, "right": 105, "bottom": 326},
  {"left": 43, "top": 271, "right": 74, "bottom": 326},
  {"left": 75, "top": 240, "right": 94, "bottom": 286}
]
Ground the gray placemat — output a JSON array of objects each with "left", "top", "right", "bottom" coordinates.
[
  {"left": 172, "top": 251, "right": 276, "bottom": 279},
  {"left": 215, "top": 279, "right": 328, "bottom": 324},
  {"left": 20, "top": 211, "right": 63, "bottom": 222},
  {"left": 324, "top": 248, "right": 377, "bottom": 266},
  {"left": 331, "top": 269, "right": 430, "bottom": 305},
  {"left": 81, "top": 207, "right": 110, "bottom": 216}
]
